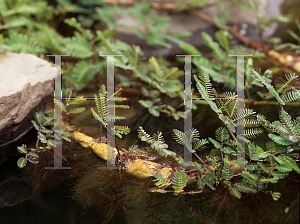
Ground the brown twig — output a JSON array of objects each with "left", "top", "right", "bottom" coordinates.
[
  {"left": 215, "top": 189, "right": 227, "bottom": 219},
  {"left": 193, "top": 152, "right": 208, "bottom": 166}
]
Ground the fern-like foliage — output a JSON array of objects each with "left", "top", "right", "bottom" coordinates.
[
  {"left": 279, "top": 110, "right": 296, "bottom": 135},
  {"left": 270, "top": 191, "right": 281, "bottom": 201},
  {"left": 173, "top": 128, "right": 208, "bottom": 153},
  {"left": 194, "top": 73, "right": 270, "bottom": 141},
  {"left": 215, "top": 127, "right": 229, "bottom": 142},
  {"left": 250, "top": 66, "right": 285, "bottom": 104},
  {"left": 58, "top": 90, "right": 86, "bottom": 121},
  {"left": 4, "top": 30, "right": 42, "bottom": 54},
  {"left": 267, "top": 110, "right": 300, "bottom": 146},
  {"left": 138, "top": 127, "right": 176, "bottom": 158},
  {"left": 62, "top": 36, "right": 93, "bottom": 58},
  {"left": 232, "top": 108, "right": 256, "bottom": 123},
  {"left": 281, "top": 87, "right": 300, "bottom": 104},
  {"left": 221, "top": 162, "right": 233, "bottom": 181},
  {"left": 249, "top": 66, "right": 300, "bottom": 106},
  {"left": 113, "top": 125, "right": 131, "bottom": 139},
  {"left": 172, "top": 170, "right": 187, "bottom": 193},
  {"left": 206, "top": 155, "right": 222, "bottom": 169},
  {"left": 137, "top": 127, "right": 185, "bottom": 165},
  {"left": 229, "top": 186, "right": 242, "bottom": 199},
  {"left": 202, "top": 32, "right": 227, "bottom": 61},
  {"left": 214, "top": 91, "right": 237, "bottom": 116},
  {"left": 1, "top": 0, "right": 196, "bottom": 120},
  {"left": 91, "top": 84, "right": 130, "bottom": 138},
  {"left": 92, "top": 85, "right": 108, "bottom": 126},
  {"left": 153, "top": 173, "right": 172, "bottom": 189},
  {"left": 197, "top": 70, "right": 215, "bottom": 98},
  {"left": 64, "top": 17, "right": 95, "bottom": 41},
  {"left": 148, "top": 57, "right": 183, "bottom": 98},
  {"left": 234, "top": 182, "right": 257, "bottom": 193},
  {"left": 275, "top": 73, "right": 298, "bottom": 94},
  {"left": 69, "top": 60, "right": 101, "bottom": 89},
  {"left": 229, "top": 44, "right": 259, "bottom": 56},
  {"left": 273, "top": 155, "right": 300, "bottom": 174},
  {"left": 194, "top": 74, "right": 222, "bottom": 114},
  {"left": 240, "top": 171, "right": 259, "bottom": 185},
  {"left": 271, "top": 171, "right": 288, "bottom": 179},
  {"left": 192, "top": 31, "right": 265, "bottom": 89},
  {"left": 201, "top": 174, "right": 216, "bottom": 191},
  {"left": 244, "top": 128, "right": 264, "bottom": 139},
  {"left": 17, "top": 110, "right": 73, "bottom": 168},
  {"left": 125, "top": 145, "right": 147, "bottom": 154}
]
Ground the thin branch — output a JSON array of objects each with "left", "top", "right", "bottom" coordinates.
[{"left": 193, "top": 152, "right": 208, "bottom": 166}]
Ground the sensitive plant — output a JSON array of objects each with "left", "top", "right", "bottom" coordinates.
[{"left": 2, "top": 0, "right": 298, "bottom": 201}]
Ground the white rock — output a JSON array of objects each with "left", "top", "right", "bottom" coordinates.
[{"left": 0, "top": 52, "right": 57, "bottom": 132}]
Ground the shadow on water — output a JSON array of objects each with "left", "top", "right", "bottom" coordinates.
[{"left": 0, "top": 89, "right": 299, "bottom": 224}]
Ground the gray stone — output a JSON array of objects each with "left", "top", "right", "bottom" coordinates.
[{"left": 0, "top": 52, "right": 57, "bottom": 144}]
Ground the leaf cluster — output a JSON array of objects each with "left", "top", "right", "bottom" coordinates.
[
  {"left": 17, "top": 111, "right": 73, "bottom": 168},
  {"left": 0, "top": 0, "right": 201, "bottom": 121},
  {"left": 91, "top": 84, "right": 130, "bottom": 139}
]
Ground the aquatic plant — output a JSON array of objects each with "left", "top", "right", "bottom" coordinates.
[
  {"left": 5, "top": 0, "right": 298, "bottom": 210},
  {"left": 16, "top": 111, "right": 73, "bottom": 168},
  {"left": 167, "top": 67, "right": 300, "bottom": 199},
  {"left": 91, "top": 84, "right": 130, "bottom": 141},
  {"left": 92, "top": 66, "right": 299, "bottom": 198},
  {"left": 67, "top": 69, "right": 300, "bottom": 199}
]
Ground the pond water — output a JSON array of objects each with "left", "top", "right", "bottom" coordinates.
[{"left": 0, "top": 89, "right": 299, "bottom": 224}]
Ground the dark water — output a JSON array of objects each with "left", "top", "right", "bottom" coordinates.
[{"left": 0, "top": 92, "right": 299, "bottom": 224}]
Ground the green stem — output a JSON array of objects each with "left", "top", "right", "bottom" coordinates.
[
  {"left": 106, "top": 128, "right": 121, "bottom": 158},
  {"left": 228, "top": 126, "right": 237, "bottom": 142},
  {"left": 36, "top": 125, "right": 42, "bottom": 149}
]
